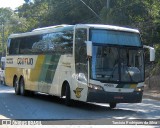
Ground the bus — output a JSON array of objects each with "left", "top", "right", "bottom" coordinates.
[{"left": 5, "top": 24, "right": 155, "bottom": 108}]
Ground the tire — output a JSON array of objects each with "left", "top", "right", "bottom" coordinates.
[
  {"left": 64, "top": 83, "right": 71, "bottom": 106},
  {"left": 3, "top": 78, "right": 6, "bottom": 86},
  {"left": 109, "top": 103, "right": 116, "bottom": 109},
  {"left": 14, "top": 77, "right": 20, "bottom": 95},
  {"left": 19, "top": 78, "right": 26, "bottom": 96},
  {"left": 2, "top": 78, "right": 5, "bottom": 85}
]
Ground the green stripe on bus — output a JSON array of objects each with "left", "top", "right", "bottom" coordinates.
[{"left": 38, "top": 54, "right": 61, "bottom": 84}]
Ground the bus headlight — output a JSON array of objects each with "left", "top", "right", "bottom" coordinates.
[
  {"left": 88, "top": 84, "right": 104, "bottom": 91},
  {"left": 135, "top": 86, "right": 144, "bottom": 92}
]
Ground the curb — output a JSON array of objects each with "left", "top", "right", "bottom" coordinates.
[{"left": 143, "top": 93, "right": 160, "bottom": 101}]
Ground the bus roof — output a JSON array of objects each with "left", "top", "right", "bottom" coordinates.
[
  {"left": 9, "top": 25, "right": 74, "bottom": 38},
  {"left": 77, "top": 24, "right": 139, "bottom": 33},
  {"left": 8, "top": 24, "right": 139, "bottom": 39}
]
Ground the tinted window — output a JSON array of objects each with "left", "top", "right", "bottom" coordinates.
[
  {"left": 75, "top": 28, "right": 87, "bottom": 82},
  {"left": 19, "top": 35, "right": 42, "bottom": 54},
  {"left": 9, "top": 38, "right": 20, "bottom": 55},
  {"left": 8, "top": 30, "right": 73, "bottom": 55},
  {"left": 41, "top": 30, "right": 73, "bottom": 54}
]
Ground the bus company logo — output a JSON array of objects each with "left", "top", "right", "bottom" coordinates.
[
  {"left": 73, "top": 87, "right": 83, "bottom": 98},
  {"left": 17, "top": 58, "right": 34, "bottom": 65}
]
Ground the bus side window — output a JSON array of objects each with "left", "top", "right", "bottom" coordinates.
[
  {"left": 9, "top": 38, "right": 20, "bottom": 55},
  {"left": 59, "top": 30, "right": 73, "bottom": 54},
  {"left": 75, "top": 28, "right": 87, "bottom": 79}
]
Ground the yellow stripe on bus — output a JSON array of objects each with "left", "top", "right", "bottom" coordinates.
[
  {"left": 130, "top": 84, "right": 137, "bottom": 89},
  {"left": 29, "top": 55, "right": 45, "bottom": 90}
]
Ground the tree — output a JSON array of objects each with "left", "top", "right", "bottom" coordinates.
[
  {"left": 18, "top": 1, "right": 48, "bottom": 30},
  {"left": 0, "top": 7, "right": 28, "bottom": 55},
  {"left": 4, "top": 0, "right": 160, "bottom": 46}
]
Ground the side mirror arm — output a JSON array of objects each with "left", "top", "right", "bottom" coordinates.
[{"left": 85, "top": 41, "right": 92, "bottom": 57}]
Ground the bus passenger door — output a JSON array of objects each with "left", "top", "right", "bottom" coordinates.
[{"left": 74, "top": 28, "right": 88, "bottom": 102}]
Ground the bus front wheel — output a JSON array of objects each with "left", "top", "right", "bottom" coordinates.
[
  {"left": 64, "top": 83, "right": 71, "bottom": 106},
  {"left": 14, "top": 77, "right": 20, "bottom": 95},
  {"left": 109, "top": 103, "right": 116, "bottom": 109}
]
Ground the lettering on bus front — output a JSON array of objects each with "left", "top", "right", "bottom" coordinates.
[{"left": 17, "top": 58, "right": 33, "bottom": 65}]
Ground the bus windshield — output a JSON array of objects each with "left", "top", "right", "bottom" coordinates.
[{"left": 90, "top": 29, "right": 144, "bottom": 83}]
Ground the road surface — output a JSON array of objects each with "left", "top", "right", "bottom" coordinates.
[{"left": 0, "top": 84, "right": 159, "bottom": 126}]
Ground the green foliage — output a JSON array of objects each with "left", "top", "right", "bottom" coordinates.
[
  {"left": 0, "top": 8, "right": 13, "bottom": 23},
  {"left": 154, "top": 44, "right": 160, "bottom": 63},
  {"left": 0, "top": 7, "right": 29, "bottom": 55},
  {"left": 18, "top": 2, "right": 48, "bottom": 30}
]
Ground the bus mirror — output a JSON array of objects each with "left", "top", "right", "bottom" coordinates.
[
  {"left": 86, "top": 41, "right": 92, "bottom": 57},
  {"left": 143, "top": 45, "right": 155, "bottom": 62},
  {"left": 78, "top": 73, "right": 87, "bottom": 83},
  {"left": 150, "top": 47, "right": 155, "bottom": 62}
]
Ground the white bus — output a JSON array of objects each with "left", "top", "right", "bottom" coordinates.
[{"left": 5, "top": 24, "right": 155, "bottom": 108}]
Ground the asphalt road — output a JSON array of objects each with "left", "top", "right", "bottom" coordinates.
[{"left": 0, "top": 84, "right": 159, "bottom": 125}]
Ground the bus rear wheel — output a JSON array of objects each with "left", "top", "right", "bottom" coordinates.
[
  {"left": 109, "top": 103, "right": 116, "bottom": 109},
  {"left": 19, "top": 78, "right": 26, "bottom": 96},
  {"left": 14, "top": 77, "right": 20, "bottom": 95}
]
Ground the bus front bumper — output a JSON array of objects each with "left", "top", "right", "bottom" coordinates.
[{"left": 87, "top": 88, "right": 143, "bottom": 103}]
